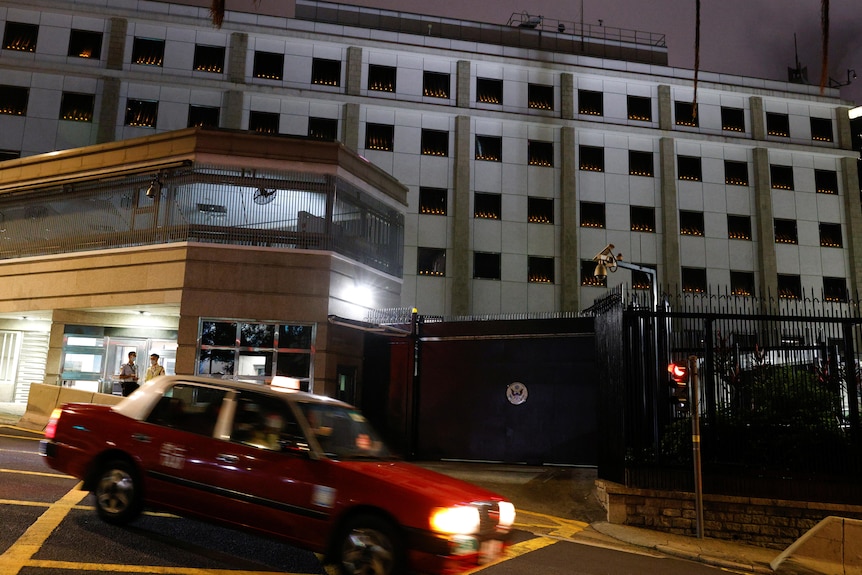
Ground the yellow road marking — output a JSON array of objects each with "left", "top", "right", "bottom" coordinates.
[
  {"left": 461, "top": 536, "right": 558, "bottom": 573},
  {"left": 0, "top": 425, "right": 43, "bottom": 436},
  {"left": 25, "top": 561, "right": 291, "bottom": 574},
  {"left": 0, "top": 467, "right": 73, "bottom": 479},
  {"left": 515, "top": 510, "right": 589, "bottom": 538}
]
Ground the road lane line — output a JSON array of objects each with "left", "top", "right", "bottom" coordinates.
[
  {"left": 0, "top": 467, "right": 74, "bottom": 479},
  {"left": 25, "top": 560, "right": 298, "bottom": 574}
]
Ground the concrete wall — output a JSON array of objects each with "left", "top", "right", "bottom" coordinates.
[{"left": 19, "top": 383, "right": 123, "bottom": 430}]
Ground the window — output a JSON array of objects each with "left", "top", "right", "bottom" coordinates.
[
  {"left": 808, "top": 117, "right": 834, "bottom": 142},
  {"left": 777, "top": 274, "right": 801, "bottom": 299},
  {"left": 132, "top": 37, "right": 164, "bottom": 66},
  {"left": 476, "top": 78, "right": 502, "bottom": 104},
  {"left": 528, "top": 83, "right": 554, "bottom": 110},
  {"left": 579, "top": 145, "right": 604, "bottom": 172},
  {"left": 230, "top": 391, "right": 303, "bottom": 451},
  {"left": 770, "top": 165, "right": 794, "bottom": 190},
  {"left": 475, "top": 135, "right": 502, "bottom": 161},
  {"left": 677, "top": 155, "right": 702, "bottom": 181},
  {"left": 627, "top": 95, "right": 651, "bottom": 121},
  {"left": 473, "top": 252, "right": 501, "bottom": 280},
  {"left": 188, "top": 105, "right": 220, "bottom": 128},
  {"left": 528, "top": 256, "right": 554, "bottom": 283},
  {"left": 0, "top": 150, "right": 20, "bottom": 161},
  {"left": 419, "top": 187, "right": 447, "bottom": 216},
  {"left": 721, "top": 107, "right": 745, "bottom": 132},
  {"left": 727, "top": 215, "right": 751, "bottom": 240},
  {"left": 124, "top": 99, "right": 158, "bottom": 127},
  {"left": 674, "top": 101, "right": 698, "bottom": 127},
  {"left": 368, "top": 64, "right": 396, "bottom": 92},
  {"left": 146, "top": 384, "right": 228, "bottom": 436},
  {"left": 253, "top": 51, "right": 283, "bottom": 80},
  {"left": 580, "top": 201, "right": 605, "bottom": 228},
  {"left": 308, "top": 117, "right": 338, "bottom": 140},
  {"left": 815, "top": 169, "right": 838, "bottom": 194},
  {"left": 474, "top": 193, "right": 501, "bottom": 219},
  {"left": 423, "top": 71, "right": 449, "bottom": 98},
  {"left": 774, "top": 219, "right": 797, "bottom": 244},
  {"left": 68, "top": 29, "right": 102, "bottom": 59},
  {"left": 679, "top": 210, "right": 704, "bottom": 236},
  {"left": 628, "top": 150, "right": 653, "bottom": 176},
  {"left": 417, "top": 247, "right": 446, "bottom": 276},
  {"left": 59, "top": 92, "right": 94, "bottom": 122},
  {"left": 819, "top": 222, "right": 842, "bottom": 247},
  {"left": 632, "top": 264, "right": 655, "bottom": 290},
  {"left": 730, "top": 271, "right": 755, "bottom": 296},
  {"left": 0, "top": 86, "right": 28, "bottom": 116},
  {"left": 311, "top": 58, "right": 341, "bottom": 86},
  {"left": 365, "top": 123, "right": 394, "bottom": 151},
  {"left": 682, "top": 267, "right": 707, "bottom": 293},
  {"left": 193, "top": 45, "right": 225, "bottom": 73},
  {"left": 248, "top": 110, "right": 279, "bottom": 134},
  {"left": 630, "top": 206, "right": 655, "bottom": 232},
  {"left": 581, "top": 259, "right": 605, "bottom": 287},
  {"left": 766, "top": 112, "right": 790, "bottom": 137},
  {"left": 578, "top": 89, "right": 603, "bottom": 116},
  {"left": 724, "top": 160, "right": 749, "bottom": 186},
  {"left": 528, "top": 197, "right": 553, "bottom": 224},
  {"left": 421, "top": 129, "right": 448, "bottom": 156},
  {"left": 528, "top": 140, "right": 553, "bottom": 167},
  {"left": 3, "top": 22, "right": 38, "bottom": 52},
  {"left": 823, "top": 277, "right": 847, "bottom": 302}
]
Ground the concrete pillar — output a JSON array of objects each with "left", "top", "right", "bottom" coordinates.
[
  {"left": 456, "top": 61, "right": 471, "bottom": 109},
  {"left": 222, "top": 90, "right": 244, "bottom": 130},
  {"left": 106, "top": 18, "right": 126, "bottom": 71},
  {"left": 451, "top": 115, "right": 472, "bottom": 315},
  {"left": 659, "top": 137, "right": 681, "bottom": 289},
  {"left": 560, "top": 126, "right": 579, "bottom": 311},
  {"left": 750, "top": 97, "right": 765, "bottom": 141},
  {"left": 561, "top": 73, "right": 574, "bottom": 120},
  {"left": 96, "top": 78, "right": 120, "bottom": 144},
  {"left": 658, "top": 85, "right": 672, "bottom": 132},
  {"left": 840, "top": 156, "right": 862, "bottom": 295},
  {"left": 752, "top": 147, "right": 778, "bottom": 298},
  {"left": 228, "top": 33, "right": 248, "bottom": 84},
  {"left": 346, "top": 46, "right": 362, "bottom": 96},
  {"left": 837, "top": 107, "right": 853, "bottom": 150},
  {"left": 341, "top": 102, "right": 360, "bottom": 151}
]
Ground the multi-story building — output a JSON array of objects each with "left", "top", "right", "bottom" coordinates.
[{"left": 0, "top": 0, "right": 859, "bottom": 399}]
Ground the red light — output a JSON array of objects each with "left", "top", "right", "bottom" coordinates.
[
  {"left": 668, "top": 362, "right": 688, "bottom": 383},
  {"left": 44, "top": 408, "right": 62, "bottom": 440}
]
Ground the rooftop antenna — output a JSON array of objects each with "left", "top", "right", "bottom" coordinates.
[{"left": 788, "top": 33, "right": 809, "bottom": 84}]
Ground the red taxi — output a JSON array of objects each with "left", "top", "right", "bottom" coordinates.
[{"left": 40, "top": 375, "right": 515, "bottom": 575}]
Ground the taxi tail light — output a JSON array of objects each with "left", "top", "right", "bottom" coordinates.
[{"left": 44, "top": 408, "right": 63, "bottom": 440}]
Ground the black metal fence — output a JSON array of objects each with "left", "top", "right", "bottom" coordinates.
[{"left": 592, "top": 286, "right": 862, "bottom": 504}]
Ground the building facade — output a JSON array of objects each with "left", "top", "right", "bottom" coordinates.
[{"left": 0, "top": 0, "right": 860, "bottom": 397}]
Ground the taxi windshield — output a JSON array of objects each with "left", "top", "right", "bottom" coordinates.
[{"left": 297, "top": 402, "right": 392, "bottom": 460}]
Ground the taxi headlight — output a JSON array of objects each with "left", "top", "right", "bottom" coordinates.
[
  {"left": 498, "top": 501, "right": 516, "bottom": 528},
  {"left": 430, "top": 506, "right": 481, "bottom": 535}
]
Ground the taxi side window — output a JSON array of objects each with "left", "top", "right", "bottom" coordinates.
[
  {"left": 146, "top": 383, "right": 226, "bottom": 437},
  {"left": 230, "top": 392, "right": 306, "bottom": 452}
]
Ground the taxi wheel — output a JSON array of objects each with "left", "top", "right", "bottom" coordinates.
[
  {"left": 93, "top": 459, "right": 143, "bottom": 525},
  {"left": 336, "top": 514, "right": 404, "bottom": 575}
]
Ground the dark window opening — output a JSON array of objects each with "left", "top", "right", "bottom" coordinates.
[
  {"left": 0, "top": 85, "right": 28, "bottom": 116},
  {"left": 578, "top": 89, "right": 603, "bottom": 116},
  {"left": 417, "top": 247, "right": 446, "bottom": 276},
  {"left": 528, "top": 197, "right": 554, "bottom": 224},
  {"left": 476, "top": 78, "right": 502, "bottom": 104},
  {"left": 823, "top": 277, "right": 847, "bottom": 302},
  {"left": 766, "top": 112, "right": 790, "bottom": 137},
  {"left": 627, "top": 95, "right": 651, "bottom": 121},
  {"left": 308, "top": 117, "right": 338, "bottom": 140},
  {"left": 368, "top": 64, "right": 396, "bottom": 92},
  {"left": 815, "top": 169, "right": 838, "bottom": 194},
  {"left": 528, "top": 140, "right": 553, "bottom": 167},
  {"left": 248, "top": 110, "right": 279, "bottom": 134},
  {"left": 3, "top": 22, "right": 38, "bottom": 52},
  {"left": 724, "top": 160, "right": 749, "bottom": 186},
  {"left": 188, "top": 105, "right": 220, "bottom": 128},
  {"left": 819, "top": 222, "right": 842, "bottom": 248},
  {"left": 68, "top": 29, "right": 102, "bottom": 59},
  {"left": 474, "top": 192, "right": 501, "bottom": 220},
  {"left": 632, "top": 264, "right": 655, "bottom": 290},
  {"left": 473, "top": 252, "right": 501, "bottom": 280},
  {"left": 730, "top": 271, "right": 755, "bottom": 296},
  {"left": 630, "top": 206, "right": 655, "bottom": 233},
  {"left": 770, "top": 164, "right": 794, "bottom": 190},
  {"left": 580, "top": 201, "right": 605, "bottom": 229},
  {"left": 629, "top": 150, "right": 653, "bottom": 176},
  {"left": 312, "top": 58, "right": 341, "bottom": 86},
  {"left": 721, "top": 107, "right": 745, "bottom": 132},
  {"left": 365, "top": 123, "right": 394, "bottom": 151},
  {"left": 810, "top": 117, "right": 833, "bottom": 142},
  {"left": 777, "top": 274, "right": 801, "bottom": 299},
  {"left": 475, "top": 135, "right": 502, "bottom": 161},
  {"left": 677, "top": 155, "right": 702, "bottom": 181},
  {"left": 132, "top": 37, "right": 165, "bottom": 67},
  {"left": 193, "top": 45, "right": 225, "bottom": 73},
  {"left": 674, "top": 101, "right": 698, "bottom": 127},
  {"left": 60, "top": 92, "right": 94, "bottom": 122},
  {"left": 0, "top": 150, "right": 21, "bottom": 161},
  {"left": 581, "top": 259, "right": 606, "bottom": 287},
  {"left": 528, "top": 83, "right": 554, "bottom": 110},
  {"left": 421, "top": 129, "right": 449, "bottom": 156},
  {"left": 579, "top": 145, "right": 604, "bottom": 172},
  {"left": 528, "top": 256, "right": 554, "bottom": 283},
  {"left": 419, "top": 187, "right": 447, "bottom": 216},
  {"left": 253, "top": 51, "right": 283, "bottom": 80},
  {"left": 124, "top": 99, "right": 158, "bottom": 127},
  {"left": 774, "top": 218, "right": 798, "bottom": 244},
  {"left": 727, "top": 215, "right": 751, "bottom": 240},
  {"left": 682, "top": 267, "right": 707, "bottom": 293},
  {"left": 423, "top": 71, "right": 449, "bottom": 98},
  {"left": 680, "top": 210, "right": 704, "bottom": 236}
]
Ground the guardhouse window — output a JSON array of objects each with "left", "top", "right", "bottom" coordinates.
[
  {"left": 421, "top": 129, "right": 449, "bottom": 156},
  {"left": 475, "top": 135, "right": 502, "bottom": 162},
  {"left": 528, "top": 197, "right": 553, "bottom": 224},
  {"left": 311, "top": 58, "right": 341, "bottom": 86},
  {"left": 365, "top": 123, "right": 394, "bottom": 151},
  {"left": 368, "top": 64, "right": 396, "bottom": 92},
  {"left": 682, "top": 267, "right": 707, "bottom": 293},
  {"left": 528, "top": 83, "right": 554, "bottom": 110},
  {"left": 810, "top": 117, "right": 833, "bottom": 142},
  {"left": 629, "top": 150, "right": 653, "bottom": 176},
  {"left": 581, "top": 260, "right": 605, "bottom": 287},
  {"left": 59, "top": 92, "right": 94, "bottom": 122},
  {"left": 253, "top": 51, "right": 283, "bottom": 80},
  {"left": 417, "top": 247, "right": 446, "bottom": 276},
  {"left": 819, "top": 222, "right": 842, "bottom": 248},
  {"left": 580, "top": 201, "right": 605, "bottom": 228},
  {"left": 721, "top": 107, "right": 745, "bottom": 132},
  {"left": 419, "top": 187, "right": 447, "bottom": 216},
  {"left": 815, "top": 169, "right": 838, "bottom": 194},
  {"left": 528, "top": 256, "right": 554, "bottom": 284},
  {"left": 766, "top": 112, "right": 790, "bottom": 137},
  {"left": 308, "top": 117, "right": 338, "bottom": 140},
  {"left": 627, "top": 95, "right": 651, "bottom": 121},
  {"left": 249, "top": 110, "right": 279, "bottom": 134},
  {"left": 680, "top": 210, "right": 704, "bottom": 236},
  {"left": 423, "top": 71, "right": 449, "bottom": 98},
  {"left": 0, "top": 150, "right": 20, "bottom": 161},
  {"left": 124, "top": 99, "right": 158, "bottom": 127},
  {"left": 193, "top": 45, "right": 225, "bottom": 73},
  {"left": 823, "top": 277, "right": 847, "bottom": 302},
  {"left": 770, "top": 164, "right": 794, "bottom": 190},
  {"left": 3, "top": 22, "right": 38, "bottom": 52},
  {"left": 724, "top": 160, "right": 749, "bottom": 186},
  {"left": 630, "top": 206, "right": 655, "bottom": 233},
  {"left": 578, "top": 89, "right": 603, "bottom": 116},
  {"left": 132, "top": 38, "right": 164, "bottom": 66},
  {"left": 473, "top": 252, "right": 501, "bottom": 280},
  {"left": 632, "top": 265, "right": 655, "bottom": 290},
  {"left": 188, "top": 105, "right": 220, "bottom": 128},
  {"left": 474, "top": 193, "right": 501, "bottom": 220},
  {"left": 579, "top": 145, "right": 604, "bottom": 172},
  {"left": 774, "top": 218, "right": 798, "bottom": 244},
  {"left": 674, "top": 101, "right": 698, "bottom": 127},
  {"left": 727, "top": 215, "right": 751, "bottom": 240},
  {"left": 777, "top": 274, "right": 801, "bottom": 299},
  {"left": 677, "top": 155, "right": 702, "bottom": 181},
  {"left": 731, "top": 271, "right": 755, "bottom": 296},
  {"left": 528, "top": 140, "right": 553, "bottom": 167},
  {"left": 476, "top": 78, "right": 502, "bottom": 104},
  {"left": 68, "top": 29, "right": 102, "bottom": 59}
]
